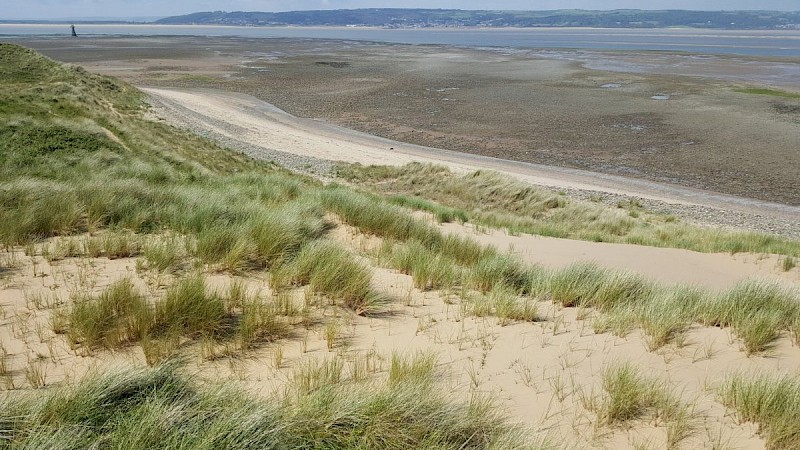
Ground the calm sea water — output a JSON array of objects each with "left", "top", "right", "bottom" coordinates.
[{"left": 1, "top": 24, "right": 800, "bottom": 57}]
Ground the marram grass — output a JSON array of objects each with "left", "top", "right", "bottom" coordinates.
[
  {"left": 0, "top": 360, "right": 551, "bottom": 449},
  {"left": 337, "top": 162, "right": 800, "bottom": 257},
  {"left": 719, "top": 372, "right": 800, "bottom": 449}
]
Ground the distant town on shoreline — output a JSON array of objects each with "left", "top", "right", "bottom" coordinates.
[{"left": 3, "top": 8, "right": 800, "bottom": 30}]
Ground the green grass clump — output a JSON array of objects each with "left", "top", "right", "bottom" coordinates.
[
  {"left": 782, "top": 256, "right": 796, "bottom": 272},
  {"left": 388, "top": 351, "right": 437, "bottom": 386},
  {"left": 590, "top": 362, "right": 694, "bottom": 447},
  {"left": 596, "top": 361, "right": 655, "bottom": 425},
  {"left": 0, "top": 360, "right": 542, "bottom": 449},
  {"left": 490, "top": 284, "right": 538, "bottom": 325},
  {"left": 388, "top": 194, "right": 469, "bottom": 223},
  {"left": 698, "top": 280, "right": 799, "bottom": 354},
  {"left": 734, "top": 88, "right": 800, "bottom": 99},
  {"left": 549, "top": 264, "right": 654, "bottom": 313},
  {"left": 274, "top": 240, "right": 378, "bottom": 315},
  {"left": 248, "top": 202, "right": 327, "bottom": 268},
  {"left": 383, "top": 239, "right": 461, "bottom": 291},
  {"left": 291, "top": 357, "right": 345, "bottom": 396},
  {"left": 546, "top": 268, "right": 800, "bottom": 356},
  {"left": 194, "top": 225, "right": 247, "bottom": 264},
  {"left": 465, "top": 284, "right": 539, "bottom": 325},
  {"left": 154, "top": 275, "right": 226, "bottom": 337},
  {"left": 141, "top": 235, "right": 187, "bottom": 272},
  {"left": 469, "top": 253, "right": 530, "bottom": 293},
  {"left": 337, "top": 163, "right": 800, "bottom": 258},
  {"left": 719, "top": 372, "right": 800, "bottom": 449},
  {"left": 549, "top": 262, "right": 607, "bottom": 307},
  {"left": 194, "top": 202, "right": 327, "bottom": 271},
  {"left": 435, "top": 233, "right": 496, "bottom": 266},
  {"left": 68, "top": 278, "right": 151, "bottom": 349},
  {"left": 591, "top": 272, "right": 655, "bottom": 312},
  {"left": 238, "top": 297, "right": 288, "bottom": 350},
  {"left": 320, "top": 187, "right": 439, "bottom": 245},
  {"left": 636, "top": 286, "right": 702, "bottom": 350}
]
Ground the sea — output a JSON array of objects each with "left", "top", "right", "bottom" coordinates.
[{"left": 1, "top": 24, "right": 800, "bottom": 58}]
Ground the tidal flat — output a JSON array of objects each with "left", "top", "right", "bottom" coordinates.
[{"left": 20, "top": 35, "right": 800, "bottom": 206}]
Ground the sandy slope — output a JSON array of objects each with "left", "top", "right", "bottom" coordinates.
[
  {"left": 440, "top": 222, "right": 798, "bottom": 290},
  {"left": 2, "top": 227, "right": 798, "bottom": 449}
]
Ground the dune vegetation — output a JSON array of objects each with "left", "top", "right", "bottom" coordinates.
[
  {"left": 336, "top": 162, "right": 800, "bottom": 257},
  {"left": 2, "top": 43, "right": 800, "bottom": 449},
  {"left": 0, "top": 42, "right": 548, "bottom": 448}
]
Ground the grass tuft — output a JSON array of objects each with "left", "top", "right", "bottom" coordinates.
[
  {"left": 549, "top": 262, "right": 606, "bottom": 307},
  {"left": 589, "top": 361, "right": 695, "bottom": 447},
  {"left": 274, "top": 240, "right": 379, "bottom": 315},
  {"left": 154, "top": 275, "right": 226, "bottom": 337},
  {"left": 68, "top": 278, "right": 151, "bottom": 349},
  {"left": 468, "top": 254, "right": 529, "bottom": 293},
  {"left": 698, "top": 280, "right": 798, "bottom": 354},
  {"left": 637, "top": 286, "right": 701, "bottom": 350},
  {"left": 388, "top": 351, "right": 437, "bottom": 386},
  {"left": 238, "top": 296, "right": 288, "bottom": 350},
  {"left": 383, "top": 239, "right": 460, "bottom": 291},
  {"left": 718, "top": 372, "right": 800, "bottom": 449},
  {"left": 141, "top": 235, "right": 187, "bottom": 272}
]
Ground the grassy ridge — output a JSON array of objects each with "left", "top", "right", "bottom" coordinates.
[
  {"left": 0, "top": 43, "right": 276, "bottom": 244},
  {"left": 336, "top": 163, "right": 800, "bottom": 257},
  {"left": 0, "top": 360, "right": 542, "bottom": 449},
  {"left": 320, "top": 184, "right": 800, "bottom": 354}
]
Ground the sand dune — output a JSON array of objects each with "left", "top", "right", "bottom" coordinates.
[{"left": 2, "top": 87, "right": 798, "bottom": 450}]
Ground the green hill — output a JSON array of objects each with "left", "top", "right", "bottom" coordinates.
[{"left": 155, "top": 8, "right": 800, "bottom": 30}]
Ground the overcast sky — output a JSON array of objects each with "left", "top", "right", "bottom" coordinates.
[{"left": 1, "top": 1, "right": 797, "bottom": 20}]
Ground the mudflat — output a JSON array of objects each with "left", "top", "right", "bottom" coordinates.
[{"left": 18, "top": 35, "right": 800, "bottom": 206}]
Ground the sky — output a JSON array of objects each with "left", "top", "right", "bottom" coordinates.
[{"left": 1, "top": 1, "right": 798, "bottom": 21}]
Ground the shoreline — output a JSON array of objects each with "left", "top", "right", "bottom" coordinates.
[
  {"left": 144, "top": 86, "right": 800, "bottom": 238},
  {"left": 3, "top": 25, "right": 800, "bottom": 58}
]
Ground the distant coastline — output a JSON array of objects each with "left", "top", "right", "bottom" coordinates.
[
  {"left": 153, "top": 9, "right": 800, "bottom": 30},
  {"left": 3, "top": 8, "right": 800, "bottom": 30},
  {"left": 3, "top": 23, "right": 800, "bottom": 58}
]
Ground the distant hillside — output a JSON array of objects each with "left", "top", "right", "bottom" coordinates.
[{"left": 155, "top": 8, "right": 800, "bottom": 30}]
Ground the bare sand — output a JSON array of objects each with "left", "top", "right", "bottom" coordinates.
[
  {"left": 439, "top": 222, "right": 799, "bottom": 290},
  {"left": 2, "top": 224, "right": 798, "bottom": 449}
]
